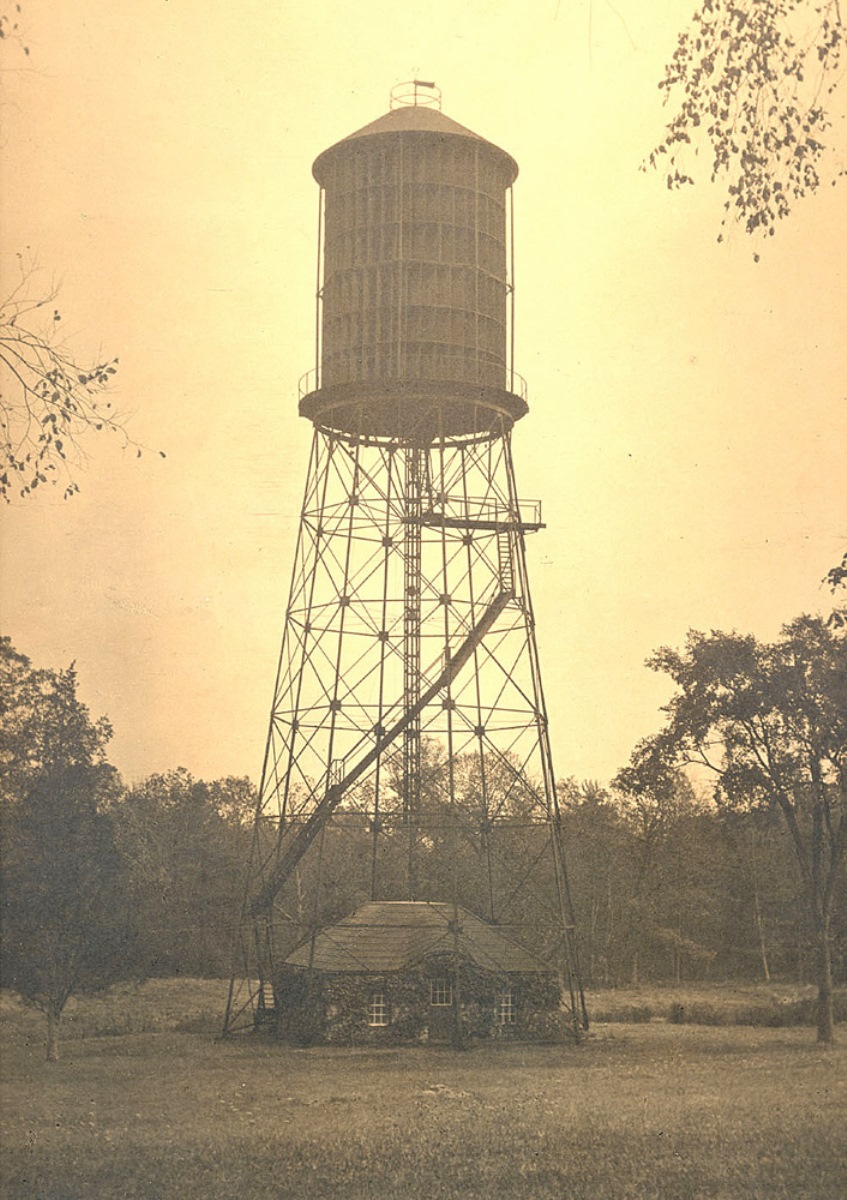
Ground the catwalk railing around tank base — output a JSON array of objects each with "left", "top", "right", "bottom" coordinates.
[
  {"left": 297, "top": 364, "right": 529, "bottom": 404},
  {"left": 249, "top": 584, "right": 514, "bottom": 917}
]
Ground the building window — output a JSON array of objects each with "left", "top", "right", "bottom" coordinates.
[
  {"left": 368, "top": 992, "right": 389, "bottom": 1027},
  {"left": 497, "top": 990, "right": 516, "bottom": 1025},
  {"left": 430, "top": 978, "right": 452, "bottom": 1007}
]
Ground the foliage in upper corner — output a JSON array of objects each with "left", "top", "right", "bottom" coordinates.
[
  {"left": 2, "top": 18, "right": 165, "bottom": 501},
  {"left": 644, "top": 0, "right": 844, "bottom": 249},
  {"left": 0, "top": 262, "right": 162, "bottom": 501},
  {"left": 0, "top": 5, "right": 30, "bottom": 57}
]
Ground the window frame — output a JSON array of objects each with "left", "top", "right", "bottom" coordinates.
[
  {"left": 496, "top": 989, "right": 516, "bottom": 1026},
  {"left": 368, "top": 991, "right": 389, "bottom": 1027},
  {"left": 429, "top": 978, "right": 453, "bottom": 1007}
]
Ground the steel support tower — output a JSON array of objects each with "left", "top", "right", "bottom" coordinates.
[{"left": 224, "top": 83, "right": 586, "bottom": 1038}]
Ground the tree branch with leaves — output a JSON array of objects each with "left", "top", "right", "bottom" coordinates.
[
  {"left": 1, "top": 9, "right": 164, "bottom": 500},
  {"left": 0, "top": 262, "right": 162, "bottom": 500},
  {"left": 645, "top": 0, "right": 845, "bottom": 249}
]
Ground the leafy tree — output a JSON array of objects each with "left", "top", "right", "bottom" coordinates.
[
  {"left": 646, "top": 0, "right": 844, "bottom": 247},
  {"left": 0, "top": 639, "right": 132, "bottom": 1060},
  {"left": 612, "top": 746, "right": 722, "bottom": 984},
  {"left": 560, "top": 780, "right": 634, "bottom": 985},
  {"left": 114, "top": 770, "right": 254, "bottom": 978},
  {"left": 0, "top": 635, "right": 111, "bottom": 804},
  {"left": 647, "top": 615, "right": 846, "bottom": 1042},
  {"left": 717, "top": 804, "right": 806, "bottom": 979},
  {"left": 1, "top": 763, "right": 133, "bottom": 1059}
]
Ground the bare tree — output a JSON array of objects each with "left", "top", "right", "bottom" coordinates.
[{"left": 1, "top": 10, "right": 161, "bottom": 500}]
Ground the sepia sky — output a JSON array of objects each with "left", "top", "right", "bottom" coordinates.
[{"left": 1, "top": 0, "right": 845, "bottom": 789}]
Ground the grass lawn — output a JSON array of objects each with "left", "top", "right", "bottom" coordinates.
[{"left": 1, "top": 981, "right": 845, "bottom": 1199}]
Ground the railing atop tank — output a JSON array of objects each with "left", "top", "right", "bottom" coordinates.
[
  {"left": 390, "top": 80, "right": 442, "bottom": 110},
  {"left": 298, "top": 365, "right": 528, "bottom": 403}
]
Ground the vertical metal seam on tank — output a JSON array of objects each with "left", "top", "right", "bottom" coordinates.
[
  {"left": 508, "top": 185, "right": 515, "bottom": 394},
  {"left": 397, "top": 134, "right": 405, "bottom": 389},
  {"left": 377, "top": 140, "right": 385, "bottom": 385},
  {"left": 316, "top": 187, "right": 325, "bottom": 388},
  {"left": 473, "top": 143, "right": 481, "bottom": 390}
]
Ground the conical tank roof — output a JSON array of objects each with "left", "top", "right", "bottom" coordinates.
[{"left": 313, "top": 104, "right": 518, "bottom": 185}]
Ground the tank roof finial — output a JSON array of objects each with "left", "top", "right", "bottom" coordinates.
[{"left": 390, "top": 80, "right": 442, "bottom": 110}]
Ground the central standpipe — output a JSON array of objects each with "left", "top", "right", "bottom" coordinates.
[{"left": 224, "top": 84, "right": 586, "bottom": 1039}]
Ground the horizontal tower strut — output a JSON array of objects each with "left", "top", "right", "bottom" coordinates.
[
  {"left": 406, "top": 512, "right": 544, "bottom": 534},
  {"left": 250, "top": 586, "right": 514, "bottom": 916}
]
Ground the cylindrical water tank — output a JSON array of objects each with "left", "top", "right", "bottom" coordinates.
[{"left": 299, "top": 97, "right": 527, "bottom": 441}]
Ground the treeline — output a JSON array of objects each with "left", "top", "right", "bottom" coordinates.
[
  {"left": 1, "top": 610, "right": 844, "bottom": 1056},
  {"left": 561, "top": 778, "right": 841, "bottom": 989}
]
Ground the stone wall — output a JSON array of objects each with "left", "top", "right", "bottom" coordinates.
[{"left": 273, "top": 959, "right": 564, "bottom": 1045}]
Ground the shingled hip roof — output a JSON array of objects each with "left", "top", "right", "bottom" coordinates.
[{"left": 283, "top": 901, "right": 549, "bottom": 974}]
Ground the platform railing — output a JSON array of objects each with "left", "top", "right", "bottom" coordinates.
[
  {"left": 421, "top": 494, "right": 542, "bottom": 530},
  {"left": 298, "top": 364, "right": 528, "bottom": 402}
]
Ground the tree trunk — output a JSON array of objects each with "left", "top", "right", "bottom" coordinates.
[
  {"left": 816, "top": 920, "right": 835, "bottom": 1046},
  {"left": 46, "top": 1008, "right": 60, "bottom": 1062},
  {"left": 752, "top": 882, "right": 771, "bottom": 983},
  {"left": 747, "top": 827, "right": 771, "bottom": 983},
  {"left": 588, "top": 890, "right": 598, "bottom": 983}
]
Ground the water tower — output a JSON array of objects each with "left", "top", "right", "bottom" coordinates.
[{"left": 224, "top": 83, "right": 586, "bottom": 1042}]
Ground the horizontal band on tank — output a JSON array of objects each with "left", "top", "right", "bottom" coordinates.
[{"left": 299, "top": 379, "right": 528, "bottom": 441}]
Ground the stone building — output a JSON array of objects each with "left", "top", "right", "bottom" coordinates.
[{"left": 273, "top": 900, "right": 564, "bottom": 1045}]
